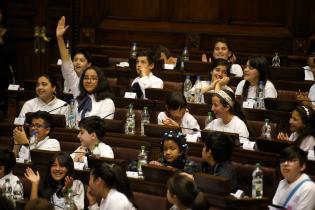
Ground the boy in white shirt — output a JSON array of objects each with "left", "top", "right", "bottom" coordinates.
[
  {"left": 130, "top": 49, "right": 163, "bottom": 99},
  {"left": 12, "top": 111, "right": 60, "bottom": 160},
  {"left": 71, "top": 116, "right": 114, "bottom": 168}
]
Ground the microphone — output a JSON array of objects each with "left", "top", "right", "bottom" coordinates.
[
  {"left": 103, "top": 112, "right": 115, "bottom": 119},
  {"left": 47, "top": 103, "right": 68, "bottom": 113}
]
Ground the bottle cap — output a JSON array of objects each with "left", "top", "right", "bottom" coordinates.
[{"left": 141, "top": 145, "right": 145, "bottom": 150}]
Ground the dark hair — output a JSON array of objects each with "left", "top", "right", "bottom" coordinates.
[
  {"left": 160, "top": 131, "right": 187, "bottom": 168},
  {"left": 167, "top": 173, "right": 210, "bottom": 210},
  {"left": 153, "top": 45, "right": 171, "bottom": 61},
  {"left": 24, "top": 198, "right": 54, "bottom": 210},
  {"left": 77, "top": 66, "right": 113, "bottom": 102},
  {"left": 0, "top": 195, "right": 14, "bottom": 210},
  {"left": 73, "top": 48, "right": 93, "bottom": 64},
  {"left": 213, "top": 38, "right": 235, "bottom": 60},
  {"left": 78, "top": 116, "right": 106, "bottom": 140},
  {"left": 30, "top": 111, "right": 53, "bottom": 129},
  {"left": 210, "top": 58, "right": 231, "bottom": 78},
  {"left": 280, "top": 146, "right": 307, "bottom": 167},
  {"left": 136, "top": 49, "right": 155, "bottom": 65},
  {"left": 0, "top": 149, "right": 16, "bottom": 175},
  {"left": 37, "top": 73, "right": 60, "bottom": 96},
  {"left": 213, "top": 89, "right": 246, "bottom": 121},
  {"left": 40, "top": 152, "right": 74, "bottom": 199},
  {"left": 90, "top": 163, "right": 136, "bottom": 207},
  {"left": 165, "top": 91, "right": 187, "bottom": 111},
  {"left": 292, "top": 105, "right": 315, "bottom": 148},
  {"left": 242, "top": 56, "right": 270, "bottom": 100},
  {"left": 203, "top": 132, "right": 234, "bottom": 162}
]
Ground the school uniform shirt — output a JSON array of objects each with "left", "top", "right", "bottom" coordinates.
[
  {"left": 271, "top": 173, "right": 315, "bottom": 210},
  {"left": 70, "top": 142, "right": 114, "bottom": 168},
  {"left": 170, "top": 205, "right": 191, "bottom": 210},
  {"left": 131, "top": 72, "right": 163, "bottom": 99},
  {"left": 18, "top": 136, "right": 60, "bottom": 160},
  {"left": 61, "top": 58, "right": 115, "bottom": 120},
  {"left": 235, "top": 80, "right": 277, "bottom": 105},
  {"left": 205, "top": 115, "right": 249, "bottom": 144},
  {"left": 51, "top": 179, "right": 85, "bottom": 210},
  {"left": 88, "top": 188, "right": 136, "bottom": 210},
  {"left": 0, "top": 172, "right": 22, "bottom": 198},
  {"left": 289, "top": 132, "right": 315, "bottom": 152},
  {"left": 308, "top": 84, "right": 315, "bottom": 106},
  {"left": 303, "top": 66, "right": 314, "bottom": 81},
  {"left": 230, "top": 64, "right": 243, "bottom": 77},
  {"left": 19, "top": 97, "right": 68, "bottom": 118},
  {"left": 157, "top": 111, "right": 201, "bottom": 142}
]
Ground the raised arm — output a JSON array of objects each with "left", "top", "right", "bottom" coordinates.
[
  {"left": 24, "top": 167, "right": 40, "bottom": 200},
  {"left": 56, "top": 16, "right": 70, "bottom": 61}
]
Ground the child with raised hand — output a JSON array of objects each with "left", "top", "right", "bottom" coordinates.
[{"left": 24, "top": 152, "right": 85, "bottom": 210}]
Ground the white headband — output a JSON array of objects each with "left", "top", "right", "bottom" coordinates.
[
  {"left": 216, "top": 90, "right": 234, "bottom": 107},
  {"left": 301, "top": 106, "right": 310, "bottom": 119}
]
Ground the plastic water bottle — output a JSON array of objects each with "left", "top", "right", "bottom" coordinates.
[
  {"left": 140, "top": 106, "right": 150, "bottom": 136},
  {"left": 183, "top": 75, "right": 192, "bottom": 102},
  {"left": 252, "top": 163, "right": 263, "bottom": 199},
  {"left": 13, "top": 180, "right": 24, "bottom": 200},
  {"left": 261, "top": 119, "right": 271, "bottom": 139},
  {"left": 65, "top": 39, "right": 71, "bottom": 57},
  {"left": 125, "top": 104, "right": 135, "bottom": 134},
  {"left": 180, "top": 59, "right": 185, "bottom": 71},
  {"left": 67, "top": 99, "right": 77, "bottom": 129},
  {"left": 194, "top": 75, "right": 202, "bottom": 103},
  {"left": 272, "top": 52, "right": 280, "bottom": 67},
  {"left": 182, "top": 47, "right": 189, "bottom": 61},
  {"left": 93, "top": 143, "right": 101, "bottom": 158},
  {"left": 64, "top": 188, "right": 75, "bottom": 210},
  {"left": 137, "top": 145, "right": 148, "bottom": 177},
  {"left": 3, "top": 179, "right": 12, "bottom": 200},
  {"left": 255, "top": 81, "right": 265, "bottom": 109},
  {"left": 130, "top": 42, "right": 137, "bottom": 58},
  {"left": 204, "top": 112, "right": 213, "bottom": 128}
]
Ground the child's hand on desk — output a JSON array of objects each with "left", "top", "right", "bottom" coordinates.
[
  {"left": 277, "top": 132, "right": 289, "bottom": 141},
  {"left": 149, "top": 161, "right": 163, "bottom": 166},
  {"left": 162, "top": 118, "right": 179, "bottom": 127}
]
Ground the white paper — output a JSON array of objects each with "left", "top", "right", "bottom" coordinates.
[
  {"left": 14, "top": 117, "right": 25, "bottom": 126},
  {"left": 242, "top": 141, "right": 256, "bottom": 151},
  {"left": 307, "top": 150, "right": 315, "bottom": 161},
  {"left": 164, "top": 64, "right": 175, "bottom": 70},
  {"left": 8, "top": 84, "right": 20, "bottom": 91},
  {"left": 124, "top": 92, "right": 137, "bottom": 99},
  {"left": 243, "top": 101, "right": 254, "bottom": 109},
  {"left": 74, "top": 162, "right": 85, "bottom": 170}
]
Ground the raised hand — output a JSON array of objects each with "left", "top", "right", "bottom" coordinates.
[
  {"left": 24, "top": 167, "right": 40, "bottom": 184},
  {"left": 277, "top": 132, "right": 289, "bottom": 141},
  {"left": 63, "top": 176, "right": 74, "bottom": 192},
  {"left": 56, "top": 16, "right": 69, "bottom": 38},
  {"left": 13, "top": 126, "right": 29, "bottom": 145}
]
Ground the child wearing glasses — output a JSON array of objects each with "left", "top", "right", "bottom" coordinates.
[
  {"left": 56, "top": 16, "right": 115, "bottom": 120},
  {"left": 270, "top": 146, "right": 315, "bottom": 210},
  {"left": 149, "top": 131, "right": 200, "bottom": 174},
  {"left": 12, "top": 111, "right": 60, "bottom": 160}
]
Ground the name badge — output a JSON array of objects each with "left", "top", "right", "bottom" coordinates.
[
  {"left": 242, "top": 101, "right": 254, "bottom": 109},
  {"left": 307, "top": 150, "right": 315, "bottom": 161},
  {"left": 242, "top": 141, "right": 256, "bottom": 151},
  {"left": 14, "top": 117, "right": 25, "bottom": 126},
  {"left": 164, "top": 64, "right": 175, "bottom": 70},
  {"left": 124, "top": 92, "right": 137, "bottom": 99},
  {"left": 74, "top": 162, "right": 85, "bottom": 170},
  {"left": 8, "top": 84, "right": 20, "bottom": 91}
]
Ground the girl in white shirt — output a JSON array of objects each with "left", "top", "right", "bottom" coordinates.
[
  {"left": 205, "top": 89, "right": 249, "bottom": 143},
  {"left": 56, "top": 16, "right": 115, "bottom": 120},
  {"left": 277, "top": 105, "right": 315, "bottom": 151},
  {"left": 24, "top": 152, "right": 85, "bottom": 210},
  {"left": 19, "top": 74, "right": 68, "bottom": 118},
  {"left": 201, "top": 38, "right": 243, "bottom": 77},
  {"left": 235, "top": 56, "right": 277, "bottom": 107},
  {"left": 167, "top": 173, "right": 210, "bottom": 210},
  {"left": 87, "top": 163, "right": 136, "bottom": 210},
  {"left": 271, "top": 146, "right": 315, "bottom": 210},
  {"left": 158, "top": 91, "right": 200, "bottom": 142}
]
